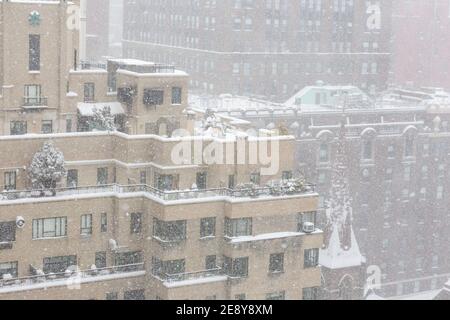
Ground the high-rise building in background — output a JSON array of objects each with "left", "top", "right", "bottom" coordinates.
[
  {"left": 86, "top": 0, "right": 109, "bottom": 61},
  {"left": 122, "top": 0, "right": 393, "bottom": 102},
  {"left": 391, "top": 0, "right": 450, "bottom": 90}
]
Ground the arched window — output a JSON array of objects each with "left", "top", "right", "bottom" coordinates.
[{"left": 339, "top": 276, "right": 354, "bottom": 300}]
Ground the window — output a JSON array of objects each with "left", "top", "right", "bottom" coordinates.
[
  {"left": 200, "top": 217, "right": 216, "bottom": 238},
  {"left": 32, "top": 217, "right": 67, "bottom": 239},
  {"left": 67, "top": 169, "right": 78, "bottom": 188},
  {"left": 196, "top": 172, "right": 207, "bottom": 189},
  {"left": 298, "top": 211, "right": 317, "bottom": 231},
  {"left": 66, "top": 119, "right": 73, "bottom": 133},
  {"left": 319, "top": 143, "right": 329, "bottom": 162},
  {"left": 10, "top": 121, "right": 27, "bottom": 135},
  {"left": 0, "top": 261, "right": 18, "bottom": 278},
  {"left": 4, "top": 171, "right": 16, "bottom": 190},
  {"left": 362, "top": 139, "right": 373, "bottom": 160},
  {"left": 0, "top": 221, "right": 16, "bottom": 243},
  {"left": 84, "top": 83, "right": 95, "bottom": 102},
  {"left": 223, "top": 256, "right": 248, "bottom": 278},
  {"left": 235, "top": 294, "right": 246, "bottom": 300},
  {"left": 95, "top": 252, "right": 107, "bottom": 269},
  {"left": 269, "top": 253, "right": 284, "bottom": 273},
  {"left": 404, "top": 135, "right": 415, "bottom": 158},
  {"left": 282, "top": 171, "right": 293, "bottom": 180},
  {"left": 130, "top": 213, "right": 142, "bottom": 234},
  {"left": 143, "top": 89, "right": 164, "bottom": 106},
  {"left": 140, "top": 171, "right": 147, "bottom": 184},
  {"left": 225, "top": 218, "right": 252, "bottom": 237},
  {"left": 205, "top": 255, "right": 217, "bottom": 270},
  {"left": 303, "top": 287, "right": 319, "bottom": 300},
  {"left": 155, "top": 173, "right": 178, "bottom": 191},
  {"left": 97, "top": 167, "right": 108, "bottom": 185},
  {"left": 304, "top": 248, "right": 319, "bottom": 268},
  {"left": 101, "top": 213, "right": 107, "bottom": 233},
  {"left": 228, "top": 175, "right": 235, "bottom": 189},
  {"left": 24, "top": 84, "right": 44, "bottom": 106},
  {"left": 153, "top": 218, "right": 186, "bottom": 242},
  {"left": 124, "top": 289, "right": 145, "bottom": 300},
  {"left": 80, "top": 214, "right": 92, "bottom": 236},
  {"left": 250, "top": 172, "right": 261, "bottom": 185},
  {"left": 41, "top": 120, "right": 53, "bottom": 134},
  {"left": 171, "top": 87, "right": 182, "bottom": 104},
  {"left": 115, "top": 251, "right": 142, "bottom": 270},
  {"left": 266, "top": 291, "right": 285, "bottom": 300},
  {"left": 152, "top": 257, "right": 185, "bottom": 279},
  {"left": 29, "top": 34, "right": 40, "bottom": 71},
  {"left": 106, "top": 292, "right": 119, "bottom": 300},
  {"left": 387, "top": 145, "right": 395, "bottom": 158},
  {"left": 43, "top": 255, "right": 77, "bottom": 274}
]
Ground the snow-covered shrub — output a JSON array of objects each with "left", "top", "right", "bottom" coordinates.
[
  {"left": 28, "top": 141, "right": 66, "bottom": 191},
  {"left": 266, "top": 178, "right": 306, "bottom": 195},
  {"left": 234, "top": 182, "right": 259, "bottom": 198},
  {"left": 89, "top": 106, "right": 117, "bottom": 132}
]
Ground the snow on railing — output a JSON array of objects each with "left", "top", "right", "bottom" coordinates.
[
  {"left": 0, "top": 263, "right": 145, "bottom": 290},
  {"left": 162, "top": 268, "right": 223, "bottom": 283},
  {"left": 0, "top": 182, "right": 316, "bottom": 202}
]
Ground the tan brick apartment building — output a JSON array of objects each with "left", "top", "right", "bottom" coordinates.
[{"left": 0, "top": 1, "right": 323, "bottom": 300}]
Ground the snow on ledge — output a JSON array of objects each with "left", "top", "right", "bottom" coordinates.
[{"left": 163, "top": 276, "right": 228, "bottom": 288}]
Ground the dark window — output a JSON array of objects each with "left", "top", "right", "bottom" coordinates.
[
  {"left": 223, "top": 256, "right": 248, "bottom": 278},
  {"left": 0, "top": 221, "right": 16, "bottom": 243},
  {"left": 304, "top": 248, "right": 319, "bottom": 268},
  {"left": 405, "top": 136, "right": 415, "bottom": 157},
  {"left": 124, "top": 289, "right": 145, "bottom": 300},
  {"left": 143, "top": 89, "right": 164, "bottom": 106},
  {"left": 84, "top": 83, "right": 95, "bottom": 102},
  {"left": 41, "top": 120, "right": 53, "bottom": 134},
  {"left": 66, "top": 119, "right": 72, "bottom": 133},
  {"left": 67, "top": 169, "right": 78, "bottom": 188},
  {"left": 153, "top": 218, "right": 186, "bottom": 242},
  {"left": 228, "top": 175, "right": 235, "bottom": 189},
  {"left": 151, "top": 257, "right": 186, "bottom": 279},
  {"left": 205, "top": 255, "right": 217, "bottom": 270},
  {"left": 200, "top": 217, "right": 216, "bottom": 238},
  {"left": 196, "top": 172, "right": 207, "bottom": 189},
  {"left": 266, "top": 291, "right": 285, "bottom": 300},
  {"left": 29, "top": 34, "right": 40, "bottom": 71},
  {"left": 319, "top": 143, "right": 329, "bottom": 162},
  {"left": 362, "top": 139, "right": 373, "bottom": 160},
  {"left": 80, "top": 214, "right": 92, "bottom": 235},
  {"left": 303, "top": 287, "right": 319, "bottom": 300},
  {"left": 97, "top": 167, "right": 108, "bottom": 185},
  {"left": 235, "top": 294, "right": 246, "bottom": 300},
  {"left": 171, "top": 87, "right": 182, "bottom": 104},
  {"left": 140, "top": 171, "right": 147, "bottom": 184},
  {"left": 106, "top": 292, "right": 118, "bottom": 300},
  {"left": 130, "top": 213, "right": 143, "bottom": 234},
  {"left": 10, "top": 121, "right": 27, "bottom": 135},
  {"left": 95, "top": 252, "right": 107, "bottom": 269},
  {"left": 282, "top": 171, "right": 293, "bottom": 180},
  {"left": 114, "top": 251, "right": 142, "bottom": 270},
  {"left": 0, "top": 261, "right": 18, "bottom": 278},
  {"left": 117, "top": 87, "right": 133, "bottom": 105},
  {"left": 4, "top": 171, "right": 16, "bottom": 190},
  {"left": 43, "top": 255, "right": 77, "bottom": 274},
  {"left": 100, "top": 213, "right": 107, "bottom": 233},
  {"left": 155, "top": 173, "right": 177, "bottom": 191},
  {"left": 269, "top": 253, "right": 284, "bottom": 273},
  {"left": 250, "top": 172, "right": 260, "bottom": 185},
  {"left": 225, "top": 218, "right": 252, "bottom": 237}
]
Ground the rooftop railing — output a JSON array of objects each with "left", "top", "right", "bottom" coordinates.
[
  {"left": 0, "top": 182, "right": 316, "bottom": 203},
  {"left": 0, "top": 263, "right": 145, "bottom": 291}
]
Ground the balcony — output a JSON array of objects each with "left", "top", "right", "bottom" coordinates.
[
  {"left": 0, "top": 263, "right": 145, "bottom": 293},
  {"left": 154, "top": 268, "right": 228, "bottom": 288},
  {"left": 22, "top": 97, "right": 48, "bottom": 108},
  {"left": 0, "top": 182, "right": 316, "bottom": 203}
]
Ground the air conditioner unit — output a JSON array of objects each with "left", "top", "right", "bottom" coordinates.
[{"left": 303, "top": 222, "right": 315, "bottom": 234}]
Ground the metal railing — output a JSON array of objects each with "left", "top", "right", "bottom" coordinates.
[
  {"left": 23, "top": 97, "right": 48, "bottom": 107},
  {"left": 162, "top": 268, "right": 223, "bottom": 283},
  {"left": 0, "top": 263, "right": 145, "bottom": 289},
  {"left": 0, "top": 182, "right": 316, "bottom": 203}
]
